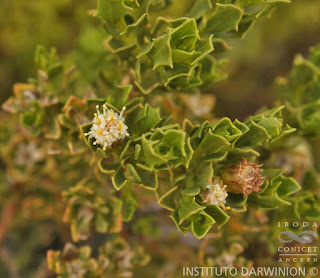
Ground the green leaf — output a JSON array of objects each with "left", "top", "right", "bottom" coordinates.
[
  {"left": 127, "top": 163, "right": 142, "bottom": 182},
  {"left": 134, "top": 104, "right": 162, "bottom": 136},
  {"left": 141, "top": 136, "right": 168, "bottom": 170},
  {"left": 196, "top": 163, "right": 213, "bottom": 188},
  {"left": 134, "top": 144, "right": 142, "bottom": 160},
  {"left": 153, "top": 34, "right": 173, "bottom": 69},
  {"left": 188, "top": 0, "right": 212, "bottom": 19},
  {"left": 122, "top": 189, "right": 138, "bottom": 222},
  {"left": 112, "top": 166, "right": 128, "bottom": 190},
  {"left": 172, "top": 49, "right": 200, "bottom": 65},
  {"left": 256, "top": 0, "right": 291, "bottom": 19},
  {"left": 95, "top": 213, "right": 109, "bottom": 233},
  {"left": 205, "top": 205, "right": 230, "bottom": 228},
  {"left": 117, "top": 85, "right": 132, "bottom": 108},
  {"left": 249, "top": 193, "right": 289, "bottom": 210},
  {"left": 170, "top": 18, "right": 199, "bottom": 51},
  {"left": 177, "top": 201, "right": 205, "bottom": 224},
  {"left": 226, "top": 193, "right": 248, "bottom": 212},
  {"left": 206, "top": 4, "right": 243, "bottom": 34},
  {"left": 191, "top": 35, "right": 214, "bottom": 65},
  {"left": 170, "top": 209, "right": 186, "bottom": 235},
  {"left": 277, "top": 176, "right": 301, "bottom": 197},
  {"left": 248, "top": 171, "right": 300, "bottom": 210},
  {"left": 234, "top": 0, "right": 265, "bottom": 8},
  {"left": 235, "top": 120, "right": 270, "bottom": 147},
  {"left": 98, "top": 158, "right": 118, "bottom": 174},
  {"left": 192, "top": 129, "right": 230, "bottom": 162},
  {"left": 158, "top": 186, "right": 180, "bottom": 211},
  {"left": 35, "top": 45, "right": 63, "bottom": 77},
  {"left": 135, "top": 165, "right": 158, "bottom": 190},
  {"left": 212, "top": 38, "right": 231, "bottom": 53},
  {"left": 190, "top": 211, "right": 215, "bottom": 239},
  {"left": 257, "top": 117, "right": 282, "bottom": 138},
  {"left": 210, "top": 117, "right": 243, "bottom": 142},
  {"left": 162, "top": 129, "right": 186, "bottom": 155},
  {"left": 293, "top": 193, "right": 320, "bottom": 220},
  {"left": 20, "top": 102, "right": 44, "bottom": 135},
  {"left": 181, "top": 186, "right": 201, "bottom": 196},
  {"left": 95, "top": 0, "right": 131, "bottom": 35}
]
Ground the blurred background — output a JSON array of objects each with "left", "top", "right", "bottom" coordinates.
[{"left": 0, "top": 0, "right": 96, "bottom": 103}]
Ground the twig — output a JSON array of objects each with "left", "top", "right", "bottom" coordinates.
[
  {"left": 0, "top": 247, "right": 20, "bottom": 278},
  {"left": 198, "top": 232, "right": 222, "bottom": 265}
]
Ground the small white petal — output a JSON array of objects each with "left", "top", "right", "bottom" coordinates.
[{"left": 86, "top": 106, "right": 129, "bottom": 149}]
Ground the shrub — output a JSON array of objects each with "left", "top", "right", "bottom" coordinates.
[{"left": 1, "top": 0, "right": 319, "bottom": 277}]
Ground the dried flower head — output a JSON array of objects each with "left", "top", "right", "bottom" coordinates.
[
  {"left": 15, "top": 141, "right": 44, "bottom": 166},
  {"left": 215, "top": 252, "right": 235, "bottom": 268},
  {"left": 180, "top": 93, "right": 215, "bottom": 116},
  {"left": 200, "top": 177, "right": 229, "bottom": 210},
  {"left": 85, "top": 104, "right": 129, "bottom": 150},
  {"left": 66, "top": 260, "right": 86, "bottom": 278},
  {"left": 269, "top": 137, "right": 312, "bottom": 183},
  {"left": 61, "top": 243, "right": 80, "bottom": 261},
  {"left": 221, "top": 158, "right": 264, "bottom": 195},
  {"left": 60, "top": 243, "right": 87, "bottom": 278}
]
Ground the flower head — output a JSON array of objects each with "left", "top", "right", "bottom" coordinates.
[
  {"left": 269, "top": 137, "right": 311, "bottom": 183},
  {"left": 66, "top": 260, "right": 86, "bottom": 278},
  {"left": 84, "top": 105, "right": 129, "bottom": 150},
  {"left": 15, "top": 141, "right": 44, "bottom": 166},
  {"left": 221, "top": 158, "right": 264, "bottom": 195},
  {"left": 215, "top": 252, "right": 235, "bottom": 268},
  {"left": 200, "top": 177, "right": 229, "bottom": 209}
]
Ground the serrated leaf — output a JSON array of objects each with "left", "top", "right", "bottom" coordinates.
[
  {"left": 134, "top": 104, "right": 162, "bottom": 136},
  {"left": 190, "top": 211, "right": 215, "bottom": 239},
  {"left": 112, "top": 166, "right": 128, "bottom": 190},
  {"left": 188, "top": 0, "right": 212, "bottom": 19},
  {"left": 192, "top": 129, "right": 230, "bottom": 162},
  {"left": 277, "top": 176, "right": 301, "bottom": 197},
  {"left": 235, "top": 120, "right": 270, "bottom": 147},
  {"left": 205, "top": 205, "right": 230, "bottom": 228},
  {"left": 95, "top": 0, "right": 131, "bottom": 35},
  {"left": 293, "top": 193, "right": 320, "bottom": 220},
  {"left": 196, "top": 163, "right": 213, "bottom": 188},
  {"left": 141, "top": 136, "right": 168, "bottom": 170},
  {"left": 210, "top": 117, "right": 243, "bottom": 142},
  {"left": 177, "top": 201, "right": 205, "bottom": 224},
  {"left": 135, "top": 165, "right": 158, "bottom": 190},
  {"left": 170, "top": 18, "right": 199, "bottom": 51},
  {"left": 206, "top": 4, "right": 243, "bottom": 34},
  {"left": 153, "top": 34, "right": 173, "bottom": 69},
  {"left": 158, "top": 186, "right": 180, "bottom": 211},
  {"left": 257, "top": 117, "right": 282, "bottom": 138}
]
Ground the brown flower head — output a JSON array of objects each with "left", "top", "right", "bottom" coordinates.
[
  {"left": 221, "top": 158, "right": 264, "bottom": 195},
  {"left": 61, "top": 243, "right": 80, "bottom": 261}
]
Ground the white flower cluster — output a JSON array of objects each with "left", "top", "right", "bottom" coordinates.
[
  {"left": 200, "top": 177, "right": 229, "bottom": 209},
  {"left": 66, "top": 260, "right": 86, "bottom": 278},
  {"left": 85, "top": 104, "right": 129, "bottom": 150}
]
